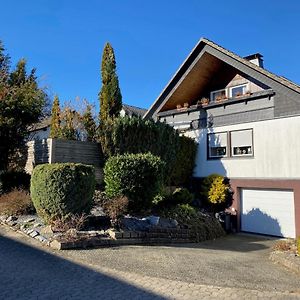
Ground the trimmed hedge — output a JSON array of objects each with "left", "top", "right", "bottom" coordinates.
[
  {"left": 30, "top": 163, "right": 95, "bottom": 222},
  {"left": 98, "top": 116, "right": 197, "bottom": 185},
  {"left": 0, "top": 171, "right": 31, "bottom": 195},
  {"left": 172, "top": 135, "right": 197, "bottom": 186},
  {"left": 104, "top": 153, "right": 165, "bottom": 213}
]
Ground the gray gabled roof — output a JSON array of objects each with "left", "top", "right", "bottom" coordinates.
[
  {"left": 122, "top": 104, "right": 147, "bottom": 117},
  {"left": 144, "top": 37, "right": 300, "bottom": 119}
]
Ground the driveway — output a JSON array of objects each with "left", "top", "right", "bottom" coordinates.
[{"left": 0, "top": 225, "right": 299, "bottom": 299}]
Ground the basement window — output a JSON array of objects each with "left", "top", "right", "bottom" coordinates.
[
  {"left": 208, "top": 132, "right": 228, "bottom": 158},
  {"left": 230, "top": 129, "right": 253, "bottom": 157}
]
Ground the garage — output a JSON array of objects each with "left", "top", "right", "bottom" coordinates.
[{"left": 241, "top": 188, "right": 295, "bottom": 238}]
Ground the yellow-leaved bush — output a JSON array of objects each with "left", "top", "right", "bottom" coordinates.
[{"left": 208, "top": 176, "right": 230, "bottom": 204}]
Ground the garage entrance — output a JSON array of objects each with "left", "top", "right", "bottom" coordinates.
[{"left": 241, "top": 188, "right": 295, "bottom": 238}]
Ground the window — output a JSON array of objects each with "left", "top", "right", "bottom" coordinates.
[
  {"left": 230, "top": 129, "right": 253, "bottom": 157},
  {"left": 208, "top": 132, "right": 228, "bottom": 158},
  {"left": 229, "top": 84, "right": 248, "bottom": 98},
  {"left": 210, "top": 89, "right": 227, "bottom": 102},
  {"left": 207, "top": 129, "right": 253, "bottom": 159}
]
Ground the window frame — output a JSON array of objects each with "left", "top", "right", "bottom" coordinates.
[
  {"left": 230, "top": 128, "right": 254, "bottom": 157},
  {"left": 207, "top": 128, "right": 254, "bottom": 160},
  {"left": 210, "top": 88, "right": 228, "bottom": 102},
  {"left": 207, "top": 131, "right": 229, "bottom": 159},
  {"left": 229, "top": 83, "right": 249, "bottom": 98}
]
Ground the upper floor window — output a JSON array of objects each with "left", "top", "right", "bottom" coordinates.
[
  {"left": 230, "top": 129, "right": 253, "bottom": 157},
  {"left": 208, "top": 132, "right": 228, "bottom": 158},
  {"left": 210, "top": 89, "right": 227, "bottom": 102},
  {"left": 229, "top": 84, "right": 248, "bottom": 98}
]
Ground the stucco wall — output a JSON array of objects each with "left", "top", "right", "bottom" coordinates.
[{"left": 185, "top": 115, "right": 300, "bottom": 179}]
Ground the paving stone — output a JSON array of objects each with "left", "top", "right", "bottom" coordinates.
[
  {"left": 29, "top": 230, "right": 39, "bottom": 238},
  {"left": 6, "top": 216, "right": 17, "bottom": 222}
]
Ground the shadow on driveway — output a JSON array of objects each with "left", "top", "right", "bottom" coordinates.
[{"left": 0, "top": 234, "right": 165, "bottom": 299}]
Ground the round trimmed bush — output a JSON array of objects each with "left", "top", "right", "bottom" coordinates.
[
  {"left": 104, "top": 153, "right": 165, "bottom": 213},
  {"left": 30, "top": 163, "right": 95, "bottom": 222}
]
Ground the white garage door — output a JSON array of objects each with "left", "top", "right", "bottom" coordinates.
[{"left": 241, "top": 189, "right": 295, "bottom": 238}]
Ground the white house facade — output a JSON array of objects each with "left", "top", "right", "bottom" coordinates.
[{"left": 145, "top": 38, "right": 300, "bottom": 238}]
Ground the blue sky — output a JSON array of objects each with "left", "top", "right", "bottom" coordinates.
[{"left": 1, "top": 0, "right": 300, "bottom": 111}]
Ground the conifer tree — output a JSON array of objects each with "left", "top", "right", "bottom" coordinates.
[
  {"left": 99, "top": 42, "right": 122, "bottom": 122},
  {"left": 0, "top": 42, "right": 46, "bottom": 170},
  {"left": 60, "top": 107, "right": 77, "bottom": 140},
  {"left": 50, "top": 95, "right": 61, "bottom": 138},
  {"left": 82, "top": 104, "right": 96, "bottom": 141}
]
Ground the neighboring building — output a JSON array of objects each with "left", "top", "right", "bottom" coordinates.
[
  {"left": 28, "top": 116, "right": 51, "bottom": 141},
  {"left": 28, "top": 104, "right": 147, "bottom": 141},
  {"left": 145, "top": 38, "right": 300, "bottom": 238},
  {"left": 120, "top": 104, "right": 147, "bottom": 118}
]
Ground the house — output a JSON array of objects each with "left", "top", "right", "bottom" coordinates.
[
  {"left": 145, "top": 38, "right": 300, "bottom": 238},
  {"left": 28, "top": 104, "right": 147, "bottom": 141},
  {"left": 120, "top": 104, "right": 147, "bottom": 118}
]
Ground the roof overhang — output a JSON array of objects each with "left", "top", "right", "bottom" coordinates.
[{"left": 144, "top": 38, "right": 300, "bottom": 120}]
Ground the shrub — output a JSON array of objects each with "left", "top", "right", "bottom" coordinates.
[
  {"left": 171, "top": 135, "right": 198, "bottom": 186},
  {"left": 102, "top": 196, "right": 129, "bottom": 226},
  {"left": 98, "top": 117, "right": 197, "bottom": 185},
  {"left": 160, "top": 204, "right": 225, "bottom": 242},
  {"left": 50, "top": 214, "right": 88, "bottom": 232},
  {"left": 0, "top": 171, "right": 31, "bottom": 195},
  {"left": 104, "top": 153, "right": 165, "bottom": 213},
  {"left": 272, "top": 240, "right": 294, "bottom": 252},
  {"left": 297, "top": 237, "right": 300, "bottom": 255},
  {"left": 200, "top": 174, "right": 232, "bottom": 211},
  {"left": 153, "top": 187, "right": 194, "bottom": 209},
  {"left": 30, "top": 163, "right": 95, "bottom": 222},
  {"left": 0, "top": 189, "right": 34, "bottom": 215}
]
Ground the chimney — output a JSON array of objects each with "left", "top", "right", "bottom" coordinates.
[{"left": 244, "top": 53, "right": 264, "bottom": 68}]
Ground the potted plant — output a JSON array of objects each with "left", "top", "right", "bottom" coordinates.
[
  {"left": 201, "top": 97, "right": 209, "bottom": 106},
  {"left": 183, "top": 102, "right": 189, "bottom": 109}
]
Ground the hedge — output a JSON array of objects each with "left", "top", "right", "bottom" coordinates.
[
  {"left": 30, "top": 163, "right": 95, "bottom": 222},
  {"left": 171, "top": 135, "right": 197, "bottom": 186},
  {"left": 104, "top": 153, "right": 165, "bottom": 213},
  {"left": 98, "top": 116, "right": 197, "bottom": 186}
]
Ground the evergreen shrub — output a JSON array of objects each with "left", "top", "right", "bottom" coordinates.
[
  {"left": 30, "top": 163, "right": 95, "bottom": 222},
  {"left": 104, "top": 153, "right": 165, "bottom": 213},
  {"left": 99, "top": 116, "right": 197, "bottom": 185}
]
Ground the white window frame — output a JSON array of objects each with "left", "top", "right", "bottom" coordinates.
[
  {"left": 229, "top": 83, "right": 249, "bottom": 98},
  {"left": 207, "top": 131, "right": 228, "bottom": 159},
  {"left": 210, "top": 88, "right": 228, "bottom": 102}
]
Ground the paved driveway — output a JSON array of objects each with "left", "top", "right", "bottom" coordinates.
[{"left": 0, "top": 225, "right": 299, "bottom": 299}]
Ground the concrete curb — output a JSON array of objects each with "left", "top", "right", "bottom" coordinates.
[{"left": 270, "top": 251, "right": 300, "bottom": 275}]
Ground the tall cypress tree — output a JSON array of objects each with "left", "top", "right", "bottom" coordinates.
[
  {"left": 50, "top": 95, "right": 61, "bottom": 138},
  {"left": 99, "top": 42, "right": 122, "bottom": 122}
]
